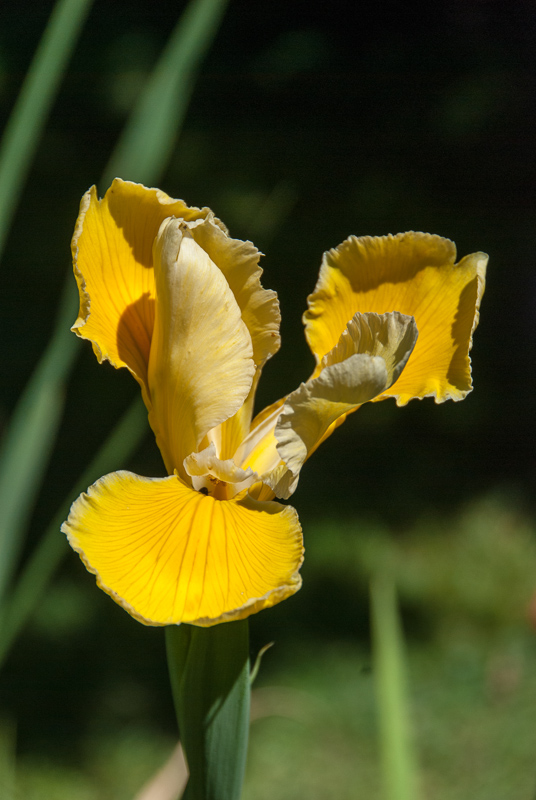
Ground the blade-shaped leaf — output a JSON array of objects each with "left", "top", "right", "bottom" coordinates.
[
  {"left": 0, "top": 281, "right": 79, "bottom": 605},
  {"left": 102, "top": 0, "right": 230, "bottom": 187},
  {"left": 0, "top": 0, "right": 94, "bottom": 263},
  {"left": 0, "top": 398, "right": 147, "bottom": 669},
  {"left": 371, "top": 573, "right": 421, "bottom": 800}
]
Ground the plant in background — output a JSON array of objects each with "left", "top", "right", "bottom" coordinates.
[{"left": 62, "top": 177, "right": 487, "bottom": 799}]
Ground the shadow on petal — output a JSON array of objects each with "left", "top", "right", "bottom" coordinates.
[
  {"left": 447, "top": 275, "right": 480, "bottom": 393},
  {"left": 116, "top": 293, "right": 155, "bottom": 387},
  {"left": 106, "top": 179, "right": 207, "bottom": 268}
]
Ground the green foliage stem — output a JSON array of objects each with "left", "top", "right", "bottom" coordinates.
[
  {"left": 0, "top": 0, "right": 94, "bottom": 263},
  {"left": 0, "top": 280, "right": 79, "bottom": 606},
  {"left": 166, "top": 620, "right": 250, "bottom": 800}
]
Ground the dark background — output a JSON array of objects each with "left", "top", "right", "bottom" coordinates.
[{"left": 0, "top": 0, "right": 534, "bottom": 772}]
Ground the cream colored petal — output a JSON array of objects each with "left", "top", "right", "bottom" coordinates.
[
  {"left": 208, "top": 368, "right": 261, "bottom": 462},
  {"left": 62, "top": 470, "right": 303, "bottom": 626},
  {"left": 71, "top": 179, "right": 211, "bottom": 394},
  {"left": 269, "top": 354, "right": 388, "bottom": 498},
  {"left": 235, "top": 402, "right": 283, "bottom": 478},
  {"left": 190, "top": 217, "right": 281, "bottom": 459},
  {"left": 189, "top": 215, "right": 281, "bottom": 367},
  {"left": 148, "top": 219, "right": 255, "bottom": 476},
  {"left": 184, "top": 443, "right": 258, "bottom": 493},
  {"left": 321, "top": 311, "right": 418, "bottom": 387},
  {"left": 304, "top": 232, "right": 487, "bottom": 405},
  {"left": 243, "top": 312, "right": 417, "bottom": 499}
]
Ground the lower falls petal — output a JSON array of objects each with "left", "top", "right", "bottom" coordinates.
[{"left": 62, "top": 471, "right": 303, "bottom": 626}]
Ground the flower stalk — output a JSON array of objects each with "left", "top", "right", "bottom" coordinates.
[{"left": 166, "top": 620, "right": 250, "bottom": 800}]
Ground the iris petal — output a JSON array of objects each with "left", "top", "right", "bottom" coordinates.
[
  {"left": 184, "top": 442, "right": 258, "bottom": 493},
  {"left": 62, "top": 471, "right": 304, "bottom": 627},
  {"left": 148, "top": 219, "right": 255, "bottom": 476},
  {"left": 321, "top": 311, "right": 418, "bottom": 384},
  {"left": 190, "top": 219, "right": 281, "bottom": 460},
  {"left": 262, "top": 312, "right": 417, "bottom": 498},
  {"left": 71, "top": 179, "right": 211, "bottom": 392},
  {"left": 304, "top": 232, "right": 487, "bottom": 405}
]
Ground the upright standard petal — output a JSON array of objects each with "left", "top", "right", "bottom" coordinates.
[
  {"left": 62, "top": 471, "right": 304, "bottom": 627},
  {"left": 71, "top": 179, "right": 211, "bottom": 390},
  {"left": 188, "top": 216, "right": 280, "bottom": 368},
  {"left": 148, "top": 219, "right": 255, "bottom": 476},
  {"left": 304, "top": 232, "right": 487, "bottom": 405},
  {"left": 189, "top": 217, "right": 281, "bottom": 459}
]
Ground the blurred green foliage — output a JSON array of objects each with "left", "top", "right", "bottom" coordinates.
[{"left": 3, "top": 497, "right": 536, "bottom": 798}]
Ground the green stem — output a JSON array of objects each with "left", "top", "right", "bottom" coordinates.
[{"left": 166, "top": 620, "right": 250, "bottom": 800}]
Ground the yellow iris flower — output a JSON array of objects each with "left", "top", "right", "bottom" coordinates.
[{"left": 62, "top": 179, "right": 487, "bottom": 627}]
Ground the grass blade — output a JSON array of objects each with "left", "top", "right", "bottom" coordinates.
[
  {"left": 0, "top": 398, "right": 147, "bottom": 669},
  {"left": 0, "top": 280, "right": 78, "bottom": 605},
  {"left": 371, "top": 572, "right": 421, "bottom": 800},
  {"left": 102, "top": 0, "right": 230, "bottom": 187},
  {"left": 0, "top": 0, "right": 94, "bottom": 262},
  {"left": 0, "top": 720, "right": 16, "bottom": 800}
]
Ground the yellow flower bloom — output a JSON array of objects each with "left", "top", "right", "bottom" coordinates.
[{"left": 62, "top": 179, "right": 487, "bottom": 627}]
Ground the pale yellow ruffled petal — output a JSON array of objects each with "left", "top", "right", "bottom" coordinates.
[
  {"left": 188, "top": 215, "right": 280, "bottom": 367},
  {"left": 235, "top": 402, "right": 283, "bottom": 480},
  {"left": 62, "top": 471, "right": 303, "bottom": 626},
  {"left": 184, "top": 443, "right": 258, "bottom": 497},
  {"left": 241, "top": 312, "right": 417, "bottom": 498},
  {"left": 269, "top": 354, "right": 388, "bottom": 498},
  {"left": 148, "top": 219, "right": 255, "bottom": 475},
  {"left": 71, "top": 179, "right": 210, "bottom": 390},
  {"left": 304, "top": 232, "right": 488, "bottom": 405},
  {"left": 190, "top": 218, "right": 281, "bottom": 459},
  {"left": 321, "top": 311, "right": 418, "bottom": 385}
]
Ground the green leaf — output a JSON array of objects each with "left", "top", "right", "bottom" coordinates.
[
  {"left": 371, "top": 573, "right": 421, "bottom": 800},
  {"left": 166, "top": 620, "right": 250, "bottom": 800},
  {"left": 0, "top": 720, "right": 16, "bottom": 800},
  {"left": 102, "top": 0, "right": 231, "bottom": 187},
  {"left": 0, "top": 280, "right": 79, "bottom": 606},
  {"left": 250, "top": 641, "right": 274, "bottom": 685},
  {"left": 0, "top": 398, "right": 147, "bottom": 669},
  {"left": 0, "top": 0, "right": 94, "bottom": 263}
]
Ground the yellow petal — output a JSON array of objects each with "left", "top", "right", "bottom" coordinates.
[
  {"left": 208, "top": 370, "right": 260, "bottom": 463},
  {"left": 71, "top": 179, "right": 211, "bottom": 391},
  {"left": 62, "top": 471, "right": 303, "bottom": 626},
  {"left": 269, "top": 354, "right": 388, "bottom": 498},
  {"left": 190, "top": 218, "right": 280, "bottom": 459},
  {"left": 148, "top": 219, "right": 255, "bottom": 475},
  {"left": 188, "top": 215, "right": 280, "bottom": 368},
  {"left": 235, "top": 401, "right": 284, "bottom": 480},
  {"left": 304, "top": 232, "right": 487, "bottom": 405},
  {"left": 241, "top": 312, "right": 417, "bottom": 498}
]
